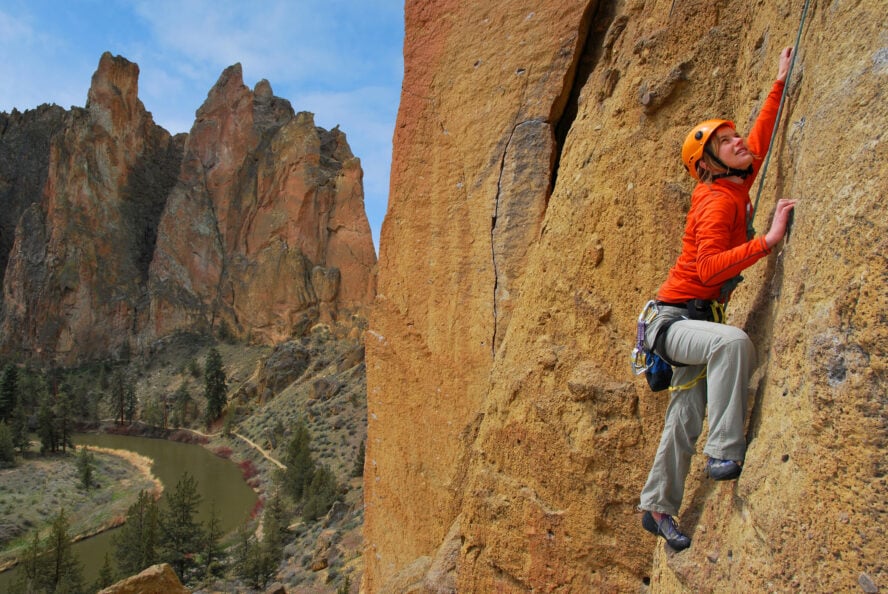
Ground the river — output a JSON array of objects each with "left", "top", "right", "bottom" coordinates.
[{"left": 0, "top": 432, "right": 258, "bottom": 589}]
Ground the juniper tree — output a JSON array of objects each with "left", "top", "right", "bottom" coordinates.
[
  {"left": 172, "top": 383, "right": 193, "bottom": 427},
  {"left": 124, "top": 382, "right": 137, "bottom": 423}
]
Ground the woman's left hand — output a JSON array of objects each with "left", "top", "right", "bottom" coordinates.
[{"left": 777, "top": 47, "right": 794, "bottom": 82}]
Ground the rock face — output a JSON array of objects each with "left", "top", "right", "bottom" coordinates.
[
  {"left": 365, "top": 1, "right": 887, "bottom": 593},
  {"left": 98, "top": 562, "right": 190, "bottom": 594},
  {"left": 0, "top": 53, "right": 376, "bottom": 364},
  {"left": 147, "top": 67, "right": 376, "bottom": 345},
  {"left": 0, "top": 53, "right": 181, "bottom": 361}
]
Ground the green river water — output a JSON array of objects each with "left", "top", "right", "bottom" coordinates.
[{"left": 0, "top": 432, "right": 258, "bottom": 589}]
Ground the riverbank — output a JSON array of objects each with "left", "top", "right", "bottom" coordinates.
[{"left": 0, "top": 445, "right": 161, "bottom": 573}]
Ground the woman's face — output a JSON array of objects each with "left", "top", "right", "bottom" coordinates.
[{"left": 712, "top": 125, "right": 753, "bottom": 170}]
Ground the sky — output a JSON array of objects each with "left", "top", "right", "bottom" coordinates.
[{"left": 0, "top": 0, "right": 404, "bottom": 250}]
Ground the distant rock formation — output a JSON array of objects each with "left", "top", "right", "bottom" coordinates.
[
  {"left": 0, "top": 52, "right": 376, "bottom": 364},
  {"left": 364, "top": 1, "right": 887, "bottom": 593}
]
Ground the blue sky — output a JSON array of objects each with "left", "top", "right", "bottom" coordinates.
[{"left": 0, "top": 0, "right": 404, "bottom": 249}]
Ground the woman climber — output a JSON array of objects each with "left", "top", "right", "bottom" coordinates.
[{"left": 638, "top": 46, "right": 797, "bottom": 551}]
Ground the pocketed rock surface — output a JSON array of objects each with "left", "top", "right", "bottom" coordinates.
[{"left": 365, "top": 1, "right": 888, "bottom": 592}]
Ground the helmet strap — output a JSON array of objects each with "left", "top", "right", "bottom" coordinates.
[{"left": 704, "top": 147, "right": 754, "bottom": 180}]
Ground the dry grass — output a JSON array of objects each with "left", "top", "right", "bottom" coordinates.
[{"left": 0, "top": 445, "right": 160, "bottom": 571}]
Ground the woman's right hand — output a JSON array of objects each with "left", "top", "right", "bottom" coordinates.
[{"left": 765, "top": 199, "right": 797, "bottom": 248}]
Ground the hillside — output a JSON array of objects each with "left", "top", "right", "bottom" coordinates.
[
  {"left": 365, "top": 1, "right": 887, "bottom": 592},
  {"left": 97, "top": 327, "right": 368, "bottom": 592}
]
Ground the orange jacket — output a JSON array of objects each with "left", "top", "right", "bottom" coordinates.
[{"left": 657, "top": 79, "right": 786, "bottom": 304}]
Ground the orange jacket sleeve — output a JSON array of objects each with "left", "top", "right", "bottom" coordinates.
[{"left": 695, "top": 191, "right": 771, "bottom": 287}]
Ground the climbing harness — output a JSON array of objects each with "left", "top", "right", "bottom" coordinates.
[
  {"left": 631, "top": 299, "right": 726, "bottom": 392},
  {"left": 747, "top": 0, "right": 811, "bottom": 239}
]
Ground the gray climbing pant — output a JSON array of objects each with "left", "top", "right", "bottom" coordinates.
[{"left": 639, "top": 304, "right": 756, "bottom": 517}]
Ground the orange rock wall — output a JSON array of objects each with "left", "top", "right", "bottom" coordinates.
[{"left": 365, "top": 0, "right": 887, "bottom": 591}]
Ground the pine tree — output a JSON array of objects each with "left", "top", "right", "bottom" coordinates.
[
  {"left": 13, "top": 530, "right": 42, "bottom": 593},
  {"left": 203, "top": 348, "right": 227, "bottom": 426},
  {"left": 233, "top": 521, "right": 277, "bottom": 590},
  {"left": 0, "top": 421, "right": 15, "bottom": 467},
  {"left": 282, "top": 420, "right": 315, "bottom": 501},
  {"left": 261, "top": 489, "right": 289, "bottom": 556},
  {"left": 302, "top": 464, "right": 339, "bottom": 522},
  {"left": 201, "top": 501, "right": 226, "bottom": 579},
  {"left": 125, "top": 383, "right": 137, "bottom": 423},
  {"left": 112, "top": 370, "right": 126, "bottom": 425},
  {"left": 10, "top": 402, "right": 29, "bottom": 454},
  {"left": 37, "top": 394, "right": 58, "bottom": 454},
  {"left": 40, "top": 508, "right": 85, "bottom": 593},
  {"left": 76, "top": 446, "right": 95, "bottom": 489},
  {"left": 113, "top": 490, "right": 160, "bottom": 576},
  {"left": 0, "top": 363, "right": 18, "bottom": 421},
  {"left": 94, "top": 553, "right": 115, "bottom": 591},
  {"left": 160, "top": 472, "right": 204, "bottom": 580},
  {"left": 337, "top": 574, "right": 352, "bottom": 594},
  {"left": 172, "top": 384, "right": 193, "bottom": 427},
  {"left": 54, "top": 390, "right": 75, "bottom": 453},
  {"left": 353, "top": 440, "right": 366, "bottom": 478}
]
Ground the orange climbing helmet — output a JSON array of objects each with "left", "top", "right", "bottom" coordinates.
[{"left": 681, "top": 119, "right": 735, "bottom": 180}]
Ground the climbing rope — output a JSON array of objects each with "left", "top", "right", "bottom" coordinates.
[
  {"left": 668, "top": 367, "right": 707, "bottom": 393},
  {"left": 748, "top": 0, "right": 812, "bottom": 239}
]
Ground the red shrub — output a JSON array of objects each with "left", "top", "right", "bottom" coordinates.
[
  {"left": 239, "top": 459, "right": 259, "bottom": 480},
  {"left": 214, "top": 446, "right": 233, "bottom": 459},
  {"left": 250, "top": 498, "right": 265, "bottom": 519}
]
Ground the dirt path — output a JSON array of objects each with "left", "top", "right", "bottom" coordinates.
[{"left": 232, "top": 432, "right": 286, "bottom": 469}]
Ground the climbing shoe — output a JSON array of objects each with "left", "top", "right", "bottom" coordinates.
[
  {"left": 641, "top": 511, "right": 691, "bottom": 551},
  {"left": 706, "top": 458, "right": 743, "bottom": 481}
]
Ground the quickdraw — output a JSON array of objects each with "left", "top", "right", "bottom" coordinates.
[{"left": 631, "top": 300, "right": 659, "bottom": 375}]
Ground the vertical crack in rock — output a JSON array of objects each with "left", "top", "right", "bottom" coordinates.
[
  {"left": 552, "top": 1, "right": 619, "bottom": 188},
  {"left": 491, "top": 119, "right": 555, "bottom": 356},
  {"left": 490, "top": 2, "right": 614, "bottom": 357},
  {"left": 491, "top": 125, "right": 517, "bottom": 356}
]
